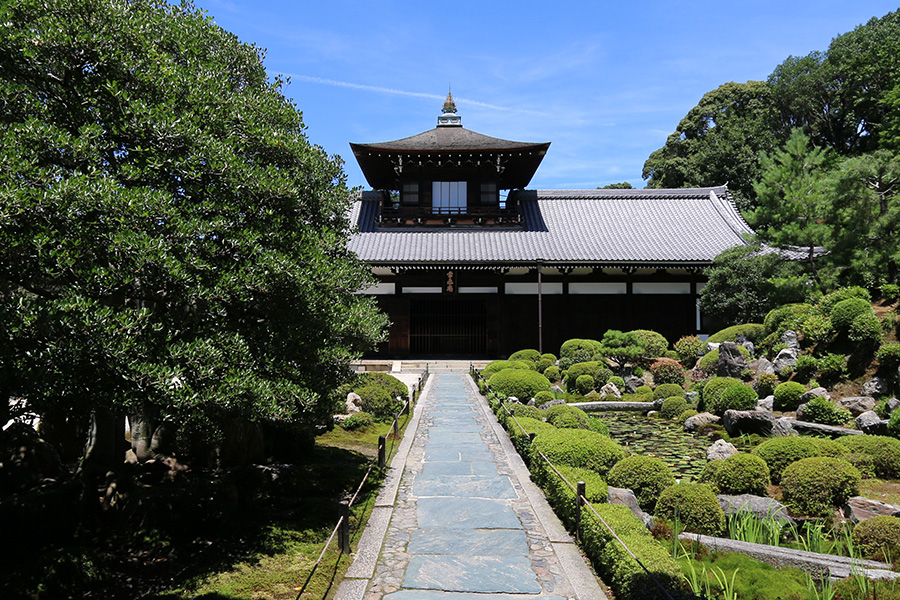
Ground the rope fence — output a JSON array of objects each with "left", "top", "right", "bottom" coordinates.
[
  {"left": 471, "top": 368, "right": 678, "bottom": 600},
  {"left": 293, "top": 370, "right": 429, "bottom": 599}
]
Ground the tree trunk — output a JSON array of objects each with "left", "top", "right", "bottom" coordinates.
[{"left": 82, "top": 411, "right": 126, "bottom": 471}]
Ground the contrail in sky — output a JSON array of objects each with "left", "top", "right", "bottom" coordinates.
[{"left": 283, "top": 74, "right": 545, "bottom": 115}]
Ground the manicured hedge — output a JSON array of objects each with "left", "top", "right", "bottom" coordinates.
[
  {"left": 773, "top": 381, "right": 807, "bottom": 411},
  {"left": 781, "top": 457, "right": 861, "bottom": 517},
  {"left": 653, "top": 383, "right": 684, "bottom": 401},
  {"left": 835, "top": 435, "right": 900, "bottom": 479},
  {"left": 752, "top": 437, "right": 823, "bottom": 484},
  {"left": 545, "top": 404, "right": 591, "bottom": 430},
  {"left": 705, "top": 453, "right": 770, "bottom": 496},
  {"left": 705, "top": 323, "right": 766, "bottom": 346},
  {"left": 580, "top": 503, "right": 682, "bottom": 600},
  {"left": 488, "top": 368, "right": 551, "bottom": 400},
  {"left": 659, "top": 396, "right": 688, "bottom": 420},
  {"left": 540, "top": 463, "right": 608, "bottom": 530},
  {"left": 505, "top": 416, "right": 555, "bottom": 459},
  {"left": 529, "top": 428, "right": 627, "bottom": 482},
  {"left": 483, "top": 359, "right": 532, "bottom": 377},
  {"left": 655, "top": 483, "right": 726, "bottom": 535},
  {"left": 852, "top": 515, "right": 900, "bottom": 561},
  {"left": 607, "top": 455, "right": 676, "bottom": 513},
  {"left": 565, "top": 361, "right": 613, "bottom": 393}
]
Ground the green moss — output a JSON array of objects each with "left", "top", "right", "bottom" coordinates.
[
  {"left": 607, "top": 455, "right": 676, "bottom": 513},
  {"left": 781, "top": 457, "right": 861, "bottom": 517},
  {"left": 655, "top": 483, "right": 725, "bottom": 535}
]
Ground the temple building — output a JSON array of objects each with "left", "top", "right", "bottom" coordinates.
[{"left": 347, "top": 94, "right": 755, "bottom": 358}]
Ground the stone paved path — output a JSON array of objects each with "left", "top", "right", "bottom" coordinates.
[{"left": 336, "top": 373, "right": 606, "bottom": 600}]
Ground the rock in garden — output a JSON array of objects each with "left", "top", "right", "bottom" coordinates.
[
  {"left": 684, "top": 412, "right": 720, "bottom": 432},
  {"left": 624, "top": 375, "right": 644, "bottom": 394},
  {"left": 757, "top": 395, "right": 774, "bottom": 412},
  {"left": 862, "top": 377, "right": 888, "bottom": 397},
  {"left": 706, "top": 439, "right": 738, "bottom": 461},
  {"left": 887, "top": 397, "right": 900, "bottom": 414},
  {"left": 773, "top": 347, "right": 798, "bottom": 373},
  {"left": 607, "top": 486, "right": 654, "bottom": 529},
  {"left": 706, "top": 342, "right": 721, "bottom": 352},
  {"left": 742, "top": 340, "right": 755, "bottom": 356},
  {"left": 346, "top": 392, "right": 361, "bottom": 414},
  {"left": 755, "top": 357, "right": 775, "bottom": 375},
  {"left": 584, "top": 390, "right": 601, "bottom": 399},
  {"left": 771, "top": 417, "right": 797, "bottom": 437},
  {"left": 718, "top": 494, "right": 794, "bottom": 524},
  {"left": 842, "top": 497, "right": 900, "bottom": 525},
  {"left": 551, "top": 385, "right": 565, "bottom": 395},
  {"left": 856, "top": 411, "right": 889, "bottom": 436},
  {"left": 717, "top": 342, "right": 748, "bottom": 378},
  {"left": 721, "top": 409, "right": 775, "bottom": 437},
  {"left": 599, "top": 381, "right": 622, "bottom": 399},
  {"left": 837, "top": 396, "right": 876, "bottom": 417},
  {"left": 507, "top": 396, "right": 520, "bottom": 404},
  {"left": 685, "top": 391, "right": 699, "bottom": 405},
  {"left": 781, "top": 330, "right": 800, "bottom": 349},
  {"left": 526, "top": 398, "right": 536, "bottom": 406},
  {"left": 539, "top": 400, "right": 566, "bottom": 410},
  {"left": 799, "top": 387, "right": 830, "bottom": 403}
]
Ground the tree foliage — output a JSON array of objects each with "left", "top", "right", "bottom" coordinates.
[{"left": 0, "top": 0, "right": 387, "bottom": 458}]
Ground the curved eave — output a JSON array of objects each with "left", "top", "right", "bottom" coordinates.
[{"left": 349, "top": 140, "right": 550, "bottom": 190}]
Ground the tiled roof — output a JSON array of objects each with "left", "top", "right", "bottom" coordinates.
[
  {"left": 347, "top": 186, "right": 756, "bottom": 267},
  {"left": 350, "top": 126, "right": 548, "bottom": 152}
]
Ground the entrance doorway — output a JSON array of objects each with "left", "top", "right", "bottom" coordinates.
[{"left": 409, "top": 297, "right": 488, "bottom": 356}]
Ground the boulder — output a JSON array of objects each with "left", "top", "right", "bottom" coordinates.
[
  {"left": 684, "top": 412, "right": 720, "bottom": 432},
  {"left": 837, "top": 396, "right": 876, "bottom": 417},
  {"left": 862, "top": 377, "right": 888, "bottom": 398},
  {"left": 718, "top": 494, "right": 794, "bottom": 524},
  {"left": 539, "top": 399, "right": 566, "bottom": 410},
  {"left": 781, "top": 329, "right": 800, "bottom": 349},
  {"left": 599, "top": 382, "right": 622, "bottom": 399},
  {"left": 507, "top": 396, "right": 520, "bottom": 404},
  {"left": 773, "top": 347, "right": 798, "bottom": 373},
  {"left": 771, "top": 417, "right": 797, "bottom": 437},
  {"left": 551, "top": 385, "right": 565, "bottom": 395},
  {"left": 584, "top": 390, "right": 601, "bottom": 399},
  {"left": 856, "top": 411, "right": 889, "bottom": 436},
  {"left": 706, "top": 342, "right": 721, "bottom": 353},
  {"left": 887, "top": 397, "right": 900, "bottom": 414},
  {"left": 757, "top": 395, "right": 774, "bottom": 412},
  {"left": 706, "top": 439, "right": 739, "bottom": 461},
  {"left": 842, "top": 496, "right": 900, "bottom": 525},
  {"left": 755, "top": 357, "right": 775, "bottom": 375},
  {"left": 623, "top": 375, "right": 644, "bottom": 394},
  {"left": 684, "top": 391, "right": 699, "bottom": 406},
  {"left": 721, "top": 409, "right": 775, "bottom": 437},
  {"left": 799, "top": 387, "right": 830, "bottom": 404},
  {"left": 345, "top": 392, "right": 361, "bottom": 415},
  {"left": 717, "top": 342, "right": 749, "bottom": 378},
  {"left": 742, "top": 341, "right": 756, "bottom": 356},
  {"left": 526, "top": 398, "right": 536, "bottom": 406},
  {"left": 607, "top": 486, "right": 653, "bottom": 529}
]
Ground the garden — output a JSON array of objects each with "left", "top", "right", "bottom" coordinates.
[{"left": 475, "top": 285, "right": 900, "bottom": 600}]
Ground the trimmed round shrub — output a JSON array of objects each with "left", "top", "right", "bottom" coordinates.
[
  {"left": 653, "top": 383, "right": 685, "bottom": 401},
  {"left": 660, "top": 396, "right": 688, "bottom": 419},
  {"left": 483, "top": 360, "right": 531, "bottom": 378},
  {"left": 586, "top": 416, "right": 610, "bottom": 436},
  {"left": 849, "top": 312, "right": 883, "bottom": 343},
  {"left": 677, "top": 408, "right": 698, "bottom": 423},
  {"left": 876, "top": 343, "right": 900, "bottom": 370},
  {"left": 809, "top": 437, "right": 850, "bottom": 459},
  {"left": 543, "top": 365, "right": 560, "bottom": 382},
  {"left": 835, "top": 435, "right": 900, "bottom": 479},
  {"left": 649, "top": 358, "right": 685, "bottom": 386},
  {"left": 799, "top": 396, "right": 852, "bottom": 426},
  {"left": 852, "top": 516, "right": 900, "bottom": 561},
  {"left": 356, "top": 385, "right": 402, "bottom": 421},
  {"left": 674, "top": 335, "right": 704, "bottom": 367},
  {"left": 544, "top": 464, "right": 608, "bottom": 528},
  {"left": 507, "top": 403, "right": 545, "bottom": 420},
  {"left": 697, "top": 459, "right": 725, "bottom": 489},
  {"left": 631, "top": 329, "right": 669, "bottom": 358},
  {"left": 773, "top": 381, "right": 807, "bottom": 411},
  {"left": 341, "top": 411, "right": 373, "bottom": 430},
  {"left": 537, "top": 353, "right": 557, "bottom": 373},
  {"left": 545, "top": 405, "right": 591, "bottom": 430},
  {"left": 506, "top": 416, "right": 556, "bottom": 457},
  {"left": 533, "top": 391, "right": 555, "bottom": 407},
  {"left": 700, "top": 377, "right": 742, "bottom": 413},
  {"left": 530, "top": 428, "right": 627, "bottom": 480},
  {"left": 891, "top": 410, "right": 900, "bottom": 440},
  {"left": 355, "top": 372, "right": 408, "bottom": 400},
  {"left": 820, "top": 286, "right": 871, "bottom": 313},
  {"left": 607, "top": 455, "right": 676, "bottom": 512},
  {"left": 764, "top": 303, "right": 815, "bottom": 336},
  {"left": 655, "top": 483, "right": 726, "bottom": 535},
  {"left": 705, "top": 323, "right": 766, "bottom": 346},
  {"left": 559, "top": 339, "right": 602, "bottom": 363},
  {"left": 754, "top": 371, "right": 779, "bottom": 398},
  {"left": 830, "top": 297, "right": 873, "bottom": 331},
  {"left": 781, "top": 457, "right": 861, "bottom": 517},
  {"left": 489, "top": 368, "right": 551, "bottom": 400},
  {"left": 509, "top": 349, "right": 541, "bottom": 367},
  {"left": 718, "top": 383, "right": 758, "bottom": 412},
  {"left": 575, "top": 374, "right": 595, "bottom": 395},
  {"left": 565, "top": 361, "right": 613, "bottom": 393},
  {"left": 608, "top": 375, "right": 625, "bottom": 390},
  {"left": 711, "top": 453, "right": 770, "bottom": 495},
  {"left": 844, "top": 453, "right": 876, "bottom": 479},
  {"left": 634, "top": 385, "right": 653, "bottom": 396},
  {"left": 752, "top": 437, "right": 823, "bottom": 484}
]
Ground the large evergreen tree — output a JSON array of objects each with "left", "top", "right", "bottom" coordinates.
[{"left": 0, "top": 0, "right": 387, "bottom": 467}]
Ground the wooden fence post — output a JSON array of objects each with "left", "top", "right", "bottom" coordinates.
[
  {"left": 576, "top": 481, "right": 586, "bottom": 544},
  {"left": 378, "top": 435, "right": 386, "bottom": 470},
  {"left": 339, "top": 499, "right": 350, "bottom": 553}
]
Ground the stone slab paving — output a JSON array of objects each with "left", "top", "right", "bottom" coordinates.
[{"left": 335, "top": 372, "right": 607, "bottom": 600}]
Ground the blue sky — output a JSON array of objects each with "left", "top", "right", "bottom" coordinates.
[{"left": 201, "top": 1, "right": 899, "bottom": 191}]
